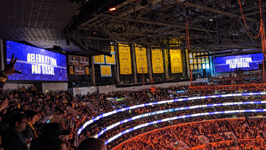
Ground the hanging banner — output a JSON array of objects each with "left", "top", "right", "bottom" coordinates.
[
  {"left": 105, "top": 54, "right": 116, "bottom": 65},
  {"left": 69, "top": 66, "right": 75, "bottom": 75},
  {"left": 68, "top": 55, "right": 79, "bottom": 65},
  {"left": 170, "top": 49, "right": 183, "bottom": 73},
  {"left": 85, "top": 66, "right": 90, "bottom": 75},
  {"left": 135, "top": 46, "right": 148, "bottom": 73},
  {"left": 74, "top": 66, "right": 85, "bottom": 75},
  {"left": 119, "top": 44, "right": 132, "bottom": 74},
  {"left": 110, "top": 45, "right": 115, "bottom": 53},
  {"left": 100, "top": 65, "right": 112, "bottom": 77},
  {"left": 94, "top": 55, "right": 105, "bottom": 64},
  {"left": 105, "top": 45, "right": 116, "bottom": 65},
  {"left": 79, "top": 56, "right": 89, "bottom": 66},
  {"left": 169, "top": 38, "right": 181, "bottom": 45},
  {"left": 152, "top": 48, "right": 164, "bottom": 73}
]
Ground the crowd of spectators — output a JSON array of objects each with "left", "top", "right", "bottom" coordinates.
[
  {"left": 0, "top": 55, "right": 265, "bottom": 149},
  {"left": 114, "top": 118, "right": 266, "bottom": 150},
  {"left": 0, "top": 81, "right": 264, "bottom": 149}
]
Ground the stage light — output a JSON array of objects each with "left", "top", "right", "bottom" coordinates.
[{"left": 109, "top": 7, "right": 117, "bottom": 12}]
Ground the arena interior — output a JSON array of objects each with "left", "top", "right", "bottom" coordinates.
[{"left": 0, "top": 0, "right": 266, "bottom": 150}]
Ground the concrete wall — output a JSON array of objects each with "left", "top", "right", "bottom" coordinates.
[
  {"left": 71, "top": 81, "right": 192, "bottom": 95},
  {"left": 3, "top": 83, "right": 34, "bottom": 91},
  {"left": 3, "top": 82, "right": 68, "bottom": 94},
  {"left": 42, "top": 83, "right": 68, "bottom": 94},
  {"left": 3, "top": 79, "right": 205, "bottom": 95}
]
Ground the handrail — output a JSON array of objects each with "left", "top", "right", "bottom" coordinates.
[
  {"left": 105, "top": 109, "right": 266, "bottom": 145},
  {"left": 113, "top": 118, "right": 265, "bottom": 150},
  {"left": 77, "top": 91, "right": 266, "bottom": 136}
]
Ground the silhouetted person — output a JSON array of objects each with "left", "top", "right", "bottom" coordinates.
[{"left": 77, "top": 138, "right": 107, "bottom": 150}]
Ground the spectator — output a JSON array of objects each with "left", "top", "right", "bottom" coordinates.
[
  {"left": 0, "top": 112, "right": 29, "bottom": 150},
  {"left": 22, "top": 110, "right": 39, "bottom": 139},
  {"left": 30, "top": 123, "right": 70, "bottom": 150},
  {"left": 0, "top": 54, "right": 22, "bottom": 89},
  {"left": 77, "top": 138, "right": 107, "bottom": 150}
]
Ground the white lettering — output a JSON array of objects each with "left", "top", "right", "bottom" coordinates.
[
  {"left": 226, "top": 57, "right": 252, "bottom": 69},
  {"left": 32, "top": 65, "right": 41, "bottom": 74},
  {"left": 27, "top": 53, "right": 58, "bottom": 75},
  {"left": 27, "top": 54, "right": 31, "bottom": 62}
]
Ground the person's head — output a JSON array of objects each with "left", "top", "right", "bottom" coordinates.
[
  {"left": 8, "top": 112, "right": 27, "bottom": 132},
  {"left": 77, "top": 138, "right": 107, "bottom": 150},
  {"left": 25, "top": 110, "right": 38, "bottom": 125},
  {"left": 40, "top": 123, "right": 70, "bottom": 137}
]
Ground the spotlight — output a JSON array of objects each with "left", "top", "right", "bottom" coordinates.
[{"left": 109, "top": 7, "right": 117, "bottom": 12}]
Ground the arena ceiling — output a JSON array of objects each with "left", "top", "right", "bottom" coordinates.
[{"left": 0, "top": 0, "right": 264, "bottom": 55}]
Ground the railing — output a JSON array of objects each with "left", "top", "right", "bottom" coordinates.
[
  {"left": 112, "top": 117, "right": 265, "bottom": 150},
  {"left": 189, "top": 83, "right": 266, "bottom": 91},
  {"left": 190, "top": 139, "right": 264, "bottom": 150}
]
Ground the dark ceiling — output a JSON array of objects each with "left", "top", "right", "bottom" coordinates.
[
  {"left": 0, "top": 0, "right": 265, "bottom": 55},
  {"left": 0, "top": 0, "right": 82, "bottom": 51}
]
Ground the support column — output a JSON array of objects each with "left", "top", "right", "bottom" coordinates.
[
  {"left": 147, "top": 46, "right": 153, "bottom": 83},
  {"left": 90, "top": 56, "right": 96, "bottom": 86},
  {"left": 163, "top": 49, "right": 170, "bottom": 81},
  {"left": 0, "top": 39, "right": 4, "bottom": 71},
  {"left": 114, "top": 42, "right": 120, "bottom": 84},
  {"left": 131, "top": 44, "right": 138, "bottom": 83}
]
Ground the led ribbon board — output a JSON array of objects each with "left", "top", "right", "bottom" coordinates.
[
  {"left": 105, "top": 109, "right": 266, "bottom": 145},
  {"left": 93, "top": 101, "right": 266, "bottom": 138},
  {"left": 77, "top": 92, "right": 266, "bottom": 135}
]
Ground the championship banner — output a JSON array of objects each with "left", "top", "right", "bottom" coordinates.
[
  {"left": 105, "top": 45, "right": 116, "bottom": 65},
  {"left": 69, "top": 66, "right": 75, "bottom": 75},
  {"left": 100, "top": 65, "right": 112, "bottom": 77},
  {"left": 152, "top": 48, "right": 164, "bottom": 73},
  {"left": 110, "top": 45, "right": 115, "bottom": 53},
  {"left": 85, "top": 66, "right": 90, "bottom": 75},
  {"left": 74, "top": 66, "right": 85, "bottom": 75},
  {"left": 170, "top": 49, "right": 183, "bottom": 73},
  {"left": 94, "top": 55, "right": 105, "bottom": 64},
  {"left": 105, "top": 54, "right": 116, "bottom": 65},
  {"left": 118, "top": 44, "right": 132, "bottom": 74},
  {"left": 68, "top": 55, "right": 79, "bottom": 65},
  {"left": 79, "top": 56, "right": 89, "bottom": 66},
  {"left": 135, "top": 46, "right": 148, "bottom": 73}
]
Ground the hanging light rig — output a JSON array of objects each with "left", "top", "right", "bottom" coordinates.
[{"left": 238, "top": 0, "right": 265, "bottom": 82}]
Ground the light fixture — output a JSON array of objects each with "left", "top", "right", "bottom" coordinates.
[{"left": 109, "top": 7, "right": 116, "bottom": 12}]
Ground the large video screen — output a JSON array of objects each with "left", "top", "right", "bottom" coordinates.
[
  {"left": 214, "top": 53, "right": 264, "bottom": 73},
  {"left": 6, "top": 41, "right": 68, "bottom": 81}
]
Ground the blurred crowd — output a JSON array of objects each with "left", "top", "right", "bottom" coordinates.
[
  {"left": 0, "top": 83, "right": 265, "bottom": 149},
  {"left": 0, "top": 56, "right": 265, "bottom": 149},
  {"left": 114, "top": 118, "right": 266, "bottom": 150}
]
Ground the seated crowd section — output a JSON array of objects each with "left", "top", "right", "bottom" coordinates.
[
  {"left": 0, "top": 60, "right": 265, "bottom": 150},
  {"left": 114, "top": 118, "right": 266, "bottom": 150}
]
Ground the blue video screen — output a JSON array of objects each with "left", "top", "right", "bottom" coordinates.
[
  {"left": 6, "top": 41, "right": 68, "bottom": 81},
  {"left": 214, "top": 53, "right": 264, "bottom": 73}
]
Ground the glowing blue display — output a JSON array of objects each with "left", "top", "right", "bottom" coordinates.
[
  {"left": 105, "top": 109, "right": 266, "bottom": 145},
  {"left": 6, "top": 41, "right": 68, "bottom": 81},
  {"left": 214, "top": 53, "right": 264, "bottom": 73},
  {"left": 77, "top": 92, "right": 266, "bottom": 136},
  {"left": 93, "top": 101, "right": 266, "bottom": 138}
]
